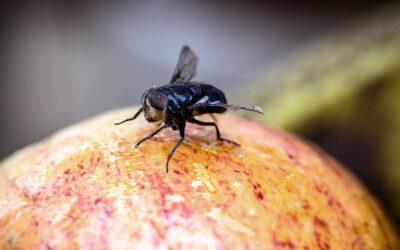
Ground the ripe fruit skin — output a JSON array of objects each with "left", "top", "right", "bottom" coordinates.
[{"left": 0, "top": 107, "right": 398, "bottom": 249}]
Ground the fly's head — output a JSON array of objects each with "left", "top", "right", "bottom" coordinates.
[{"left": 141, "top": 88, "right": 168, "bottom": 122}]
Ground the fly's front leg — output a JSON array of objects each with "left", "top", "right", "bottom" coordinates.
[
  {"left": 166, "top": 123, "right": 186, "bottom": 173},
  {"left": 135, "top": 125, "right": 169, "bottom": 148},
  {"left": 114, "top": 108, "right": 143, "bottom": 125},
  {"left": 189, "top": 118, "right": 240, "bottom": 146}
]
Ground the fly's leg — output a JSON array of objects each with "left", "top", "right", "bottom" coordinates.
[
  {"left": 209, "top": 114, "right": 218, "bottom": 123},
  {"left": 189, "top": 118, "right": 240, "bottom": 146},
  {"left": 114, "top": 108, "right": 143, "bottom": 125},
  {"left": 166, "top": 123, "right": 185, "bottom": 173},
  {"left": 135, "top": 125, "right": 169, "bottom": 148}
]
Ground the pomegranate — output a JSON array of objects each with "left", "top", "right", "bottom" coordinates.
[{"left": 0, "top": 107, "right": 398, "bottom": 249}]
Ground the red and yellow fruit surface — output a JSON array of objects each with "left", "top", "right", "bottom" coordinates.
[{"left": 0, "top": 107, "right": 398, "bottom": 249}]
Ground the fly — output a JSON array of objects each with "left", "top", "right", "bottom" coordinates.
[{"left": 115, "top": 46, "right": 263, "bottom": 172}]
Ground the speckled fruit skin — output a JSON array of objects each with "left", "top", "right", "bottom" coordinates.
[{"left": 0, "top": 107, "right": 398, "bottom": 250}]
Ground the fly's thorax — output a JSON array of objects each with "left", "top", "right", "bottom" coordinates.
[{"left": 141, "top": 88, "right": 168, "bottom": 122}]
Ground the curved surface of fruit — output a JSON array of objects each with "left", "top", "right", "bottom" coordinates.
[{"left": 0, "top": 107, "right": 398, "bottom": 249}]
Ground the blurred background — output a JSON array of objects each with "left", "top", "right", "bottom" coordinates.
[{"left": 1, "top": 1, "right": 400, "bottom": 226}]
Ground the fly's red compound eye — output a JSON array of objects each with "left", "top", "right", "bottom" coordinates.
[{"left": 148, "top": 90, "right": 168, "bottom": 110}]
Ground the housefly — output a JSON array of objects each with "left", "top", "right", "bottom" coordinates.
[{"left": 115, "top": 46, "right": 263, "bottom": 172}]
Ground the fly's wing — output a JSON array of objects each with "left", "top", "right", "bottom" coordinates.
[
  {"left": 208, "top": 102, "right": 264, "bottom": 114},
  {"left": 169, "top": 46, "right": 198, "bottom": 83},
  {"left": 190, "top": 97, "right": 264, "bottom": 114}
]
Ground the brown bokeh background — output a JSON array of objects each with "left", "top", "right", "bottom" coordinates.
[{"left": 0, "top": 1, "right": 382, "bottom": 159}]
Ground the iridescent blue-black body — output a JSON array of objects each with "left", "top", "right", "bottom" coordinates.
[
  {"left": 156, "top": 82, "right": 227, "bottom": 126},
  {"left": 115, "top": 46, "right": 262, "bottom": 172}
]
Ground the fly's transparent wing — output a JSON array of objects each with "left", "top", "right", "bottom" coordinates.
[
  {"left": 169, "top": 46, "right": 198, "bottom": 83},
  {"left": 190, "top": 99, "right": 264, "bottom": 115},
  {"left": 209, "top": 103, "right": 264, "bottom": 114}
]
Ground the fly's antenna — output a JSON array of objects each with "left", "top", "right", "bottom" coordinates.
[{"left": 114, "top": 108, "right": 143, "bottom": 125}]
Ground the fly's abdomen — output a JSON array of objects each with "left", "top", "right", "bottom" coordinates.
[{"left": 198, "top": 83, "right": 227, "bottom": 114}]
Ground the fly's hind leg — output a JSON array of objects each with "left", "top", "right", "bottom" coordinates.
[
  {"left": 166, "top": 123, "right": 186, "bottom": 173},
  {"left": 209, "top": 114, "right": 218, "bottom": 123},
  {"left": 189, "top": 118, "right": 240, "bottom": 146}
]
